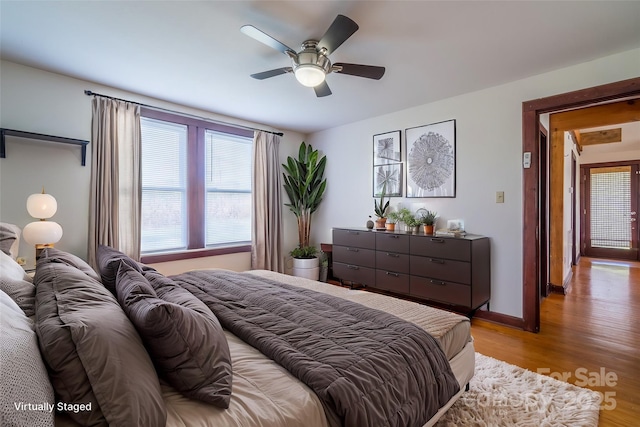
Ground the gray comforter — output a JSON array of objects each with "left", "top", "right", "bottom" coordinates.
[{"left": 173, "top": 270, "right": 460, "bottom": 427}]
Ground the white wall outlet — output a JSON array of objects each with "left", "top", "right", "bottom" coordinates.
[{"left": 496, "top": 191, "right": 505, "bottom": 203}]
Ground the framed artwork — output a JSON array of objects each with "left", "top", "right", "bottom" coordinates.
[
  {"left": 373, "top": 130, "right": 401, "bottom": 165},
  {"left": 373, "top": 163, "right": 402, "bottom": 197},
  {"left": 405, "top": 119, "right": 456, "bottom": 198}
]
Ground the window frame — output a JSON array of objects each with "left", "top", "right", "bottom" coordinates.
[{"left": 140, "top": 108, "right": 253, "bottom": 264}]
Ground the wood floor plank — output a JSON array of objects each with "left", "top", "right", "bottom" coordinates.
[{"left": 471, "top": 257, "right": 640, "bottom": 426}]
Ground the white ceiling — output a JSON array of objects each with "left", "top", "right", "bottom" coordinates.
[{"left": 1, "top": 1, "right": 639, "bottom": 134}]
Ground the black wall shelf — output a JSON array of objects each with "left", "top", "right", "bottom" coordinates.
[{"left": 0, "top": 128, "right": 89, "bottom": 166}]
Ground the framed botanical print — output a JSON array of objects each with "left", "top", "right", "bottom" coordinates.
[
  {"left": 373, "top": 163, "right": 402, "bottom": 197},
  {"left": 373, "top": 130, "right": 401, "bottom": 165},
  {"left": 405, "top": 119, "right": 456, "bottom": 198}
]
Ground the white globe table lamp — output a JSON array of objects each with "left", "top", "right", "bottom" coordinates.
[{"left": 22, "top": 190, "right": 63, "bottom": 258}]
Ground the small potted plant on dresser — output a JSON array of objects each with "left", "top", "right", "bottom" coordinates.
[
  {"left": 385, "top": 211, "right": 401, "bottom": 231},
  {"left": 396, "top": 207, "right": 412, "bottom": 231},
  {"left": 417, "top": 209, "right": 438, "bottom": 235},
  {"left": 373, "top": 186, "right": 389, "bottom": 230},
  {"left": 404, "top": 215, "right": 422, "bottom": 233}
]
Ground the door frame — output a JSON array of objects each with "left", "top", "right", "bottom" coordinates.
[
  {"left": 539, "top": 125, "right": 550, "bottom": 298},
  {"left": 521, "top": 77, "right": 640, "bottom": 332},
  {"left": 571, "top": 151, "right": 578, "bottom": 265}
]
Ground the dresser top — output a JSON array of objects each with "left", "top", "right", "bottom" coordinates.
[{"left": 333, "top": 227, "right": 487, "bottom": 240}]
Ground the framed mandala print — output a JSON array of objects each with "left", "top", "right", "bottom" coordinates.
[
  {"left": 373, "top": 130, "right": 401, "bottom": 165},
  {"left": 405, "top": 119, "right": 456, "bottom": 198}
]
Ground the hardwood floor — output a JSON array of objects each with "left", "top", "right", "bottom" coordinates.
[{"left": 471, "top": 257, "right": 639, "bottom": 426}]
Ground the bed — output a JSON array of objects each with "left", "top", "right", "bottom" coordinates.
[
  {"left": 0, "top": 224, "right": 474, "bottom": 427},
  {"left": 160, "top": 270, "right": 475, "bottom": 427}
]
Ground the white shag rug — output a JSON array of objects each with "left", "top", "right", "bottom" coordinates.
[{"left": 436, "top": 354, "right": 601, "bottom": 427}]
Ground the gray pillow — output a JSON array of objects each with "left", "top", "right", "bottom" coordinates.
[
  {"left": 96, "top": 244, "right": 146, "bottom": 294},
  {"left": 0, "top": 222, "right": 21, "bottom": 259},
  {"left": 0, "top": 290, "right": 55, "bottom": 427},
  {"left": 35, "top": 255, "right": 166, "bottom": 427},
  {"left": 116, "top": 262, "right": 232, "bottom": 408},
  {"left": 0, "top": 250, "right": 35, "bottom": 317},
  {"left": 38, "top": 247, "right": 100, "bottom": 281}
]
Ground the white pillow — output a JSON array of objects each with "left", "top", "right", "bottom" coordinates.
[
  {"left": 0, "top": 290, "right": 55, "bottom": 427},
  {"left": 0, "top": 250, "right": 30, "bottom": 282}
]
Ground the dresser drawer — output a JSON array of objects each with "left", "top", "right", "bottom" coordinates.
[
  {"left": 410, "top": 276, "right": 471, "bottom": 307},
  {"left": 410, "top": 236, "right": 471, "bottom": 261},
  {"left": 333, "top": 229, "right": 375, "bottom": 249},
  {"left": 333, "top": 262, "right": 376, "bottom": 287},
  {"left": 410, "top": 255, "right": 471, "bottom": 284},
  {"left": 375, "top": 270, "right": 410, "bottom": 294},
  {"left": 375, "top": 232, "right": 410, "bottom": 253},
  {"left": 375, "top": 251, "right": 410, "bottom": 273},
  {"left": 333, "top": 246, "right": 376, "bottom": 268}
]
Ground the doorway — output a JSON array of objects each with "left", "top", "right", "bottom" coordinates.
[
  {"left": 581, "top": 161, "right": 640, "bottom": 260},
  {"left": 521, "top": 77, "right": 640, "bottom": 332}
]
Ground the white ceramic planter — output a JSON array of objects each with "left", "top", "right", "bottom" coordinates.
[{"left": 291, "top": 257, "right": 320, "bottom": 281}]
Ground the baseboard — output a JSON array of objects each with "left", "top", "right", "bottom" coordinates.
[
  {"left": 549, "top": 268, "right": 573, "bottom": 295},
  {"left": 549, "top": 283, "right": 566, "bottom": 295},
  {"left": 474, "top": 310, "right": 525, "bottom": 329}
]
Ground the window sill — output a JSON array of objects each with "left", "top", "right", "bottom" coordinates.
[{"left": 141, "top": 245, "right": 251, "bottom": 264}]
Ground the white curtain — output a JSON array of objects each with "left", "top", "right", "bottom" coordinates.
[
  {"left": 251, "top": 132, "right": 284, "bottom": 272},
  {"left": 88, "top": 97, "right": 141, "bottom": 268}
]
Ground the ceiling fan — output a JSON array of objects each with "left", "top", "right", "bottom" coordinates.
[{"left": 241, "top": 14, "right": 385, "bottom": 97}]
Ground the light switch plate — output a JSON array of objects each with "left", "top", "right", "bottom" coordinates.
[{"left": 496, "top": 191, "right": 505, "bottom": 203}]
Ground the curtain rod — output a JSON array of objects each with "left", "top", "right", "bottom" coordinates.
[{"left": 83, "top": 90, "right": 284, "bottom": 137}]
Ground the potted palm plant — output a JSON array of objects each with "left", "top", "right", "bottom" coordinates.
[{"left": 283, "top": 142, "right": 327, "bottom": 280}]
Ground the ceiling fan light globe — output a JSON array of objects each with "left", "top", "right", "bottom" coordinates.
[{"left": 294, "top": 65, "right": 326, "bottom": 87}]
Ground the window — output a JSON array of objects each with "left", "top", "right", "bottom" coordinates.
[{"left": 140, "top": 109, "right": 253, "bottom": 261}]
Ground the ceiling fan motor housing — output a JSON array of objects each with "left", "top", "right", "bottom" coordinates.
[{"left": 294, "top": 40, "right": 331, "bottom": 74}]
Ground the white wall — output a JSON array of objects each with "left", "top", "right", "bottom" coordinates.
[
  {"left": 0, "top": 60, "right": 306, "bottom": 270},
  {"left": 307, "top": 47, "right": 640, "bottom": 318}
]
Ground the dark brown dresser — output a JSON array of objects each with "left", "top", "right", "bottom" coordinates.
[{"left": 332, "top": 227, "right": 491, "bottom": 312}]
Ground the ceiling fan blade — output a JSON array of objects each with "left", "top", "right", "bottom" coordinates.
[
  {"left": 333, "top": 63, "right": 385, "bottom": 80},
  {"left": 318, "top": 15, "right": 359, "bottom": 55},
  {"left": 241, "top": 25, "right": 295, "bottom": 55},
  {"left": 314, "top": 81, "right": 332, "bottom": 97},
  {"left": 250, "top": 67, "right": 293, "bottom": 80}
]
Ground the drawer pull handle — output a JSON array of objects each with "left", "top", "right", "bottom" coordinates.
[
  {"left": 347, "top": 265, "right": 360, "bottom": 270},
  {"left": 346, "top": 247, "right": 360, "bottom": 252},
  {"left": 386, "top": 253, "right": 399, "bottom": 258},
  {"left": 389, "top": 235, "right": 399, "bottom": 239},
  {"left": 430, "top": 238, "right": 445, "bottom": 243},
  {"left": 385, "top": 271, "right": 399, "bottom": 277},
  {"left": 429, "top": 258, "right": 445, "bottom": 264},
  {"left": 348, "top": 231, "right": 360, "bottom": 235},
  {"left": 430, "top": 280, "right": 447, "bottom": 286}
]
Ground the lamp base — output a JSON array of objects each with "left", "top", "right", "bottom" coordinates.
[{"left": 35, "top": 243, "right": 55, "bottom": 259}]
